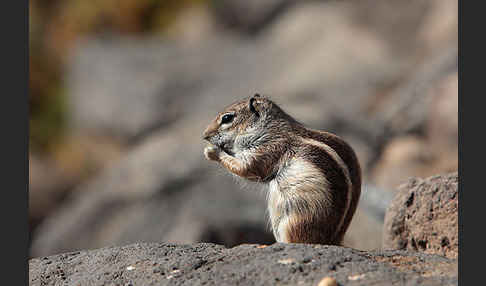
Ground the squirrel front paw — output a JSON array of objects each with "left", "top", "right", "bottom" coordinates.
[{"left": 204, "top": 144, "right": 221, "bottom": 161}]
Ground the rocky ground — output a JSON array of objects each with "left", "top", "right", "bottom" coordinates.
[
  {"left": 29, "top": 242, "right": 457, "bottom": 286},
  {"left": 29, "top": 2, "right": 458, "bottom": 283}
]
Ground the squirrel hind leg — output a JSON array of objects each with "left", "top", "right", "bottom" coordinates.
[{"left": 284, "top": 214, "right": 341, "bottom": 245}]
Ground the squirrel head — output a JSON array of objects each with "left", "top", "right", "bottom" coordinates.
[{"left": 202, "top": 93, "right": 273, "bottom": 153}]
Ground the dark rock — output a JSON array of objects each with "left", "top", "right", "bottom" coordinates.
[
  {"left": 383, "top": 173, "right": 458, "bottom": 259},
  {"left": 29, "top": 242, "right": 458, "bottom": 286}
]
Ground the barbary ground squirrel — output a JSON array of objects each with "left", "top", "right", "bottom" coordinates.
[{"left": 202, "top": 94, "right": 361, "bottom": 245}]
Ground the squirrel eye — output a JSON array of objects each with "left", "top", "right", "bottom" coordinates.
[{"left": 221, "top": 114, "right": 234, "bottom": 124}]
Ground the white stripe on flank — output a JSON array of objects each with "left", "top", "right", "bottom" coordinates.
[{"left": 300, "top": 138, "right": 353, "bottom": 239}]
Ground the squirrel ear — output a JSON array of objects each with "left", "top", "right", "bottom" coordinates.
[{"left": 249, "top": 94, "right": 260, "bottom": 116}]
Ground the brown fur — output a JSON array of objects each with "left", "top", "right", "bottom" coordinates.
[{"left": 202, "top": 94, "right": 361, "bottom": 245}]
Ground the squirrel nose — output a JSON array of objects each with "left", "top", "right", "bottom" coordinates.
[
  {"left": 202, "top": 131, "right": 211, "bottom": 141},
  {"left": 202, "top": 127, "right": 215, "bottom": 141}
]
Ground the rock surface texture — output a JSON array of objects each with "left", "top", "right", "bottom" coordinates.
[
  {"left": 383, "top": 173, "right": 458, "bottom": 259},
  {"left": 29, "top": 242, "right": 457, "bottom": 286}
]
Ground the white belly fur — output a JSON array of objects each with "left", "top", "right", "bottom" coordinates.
[{"left": 266, "top": 157, "right": 332, "bottom": 242}]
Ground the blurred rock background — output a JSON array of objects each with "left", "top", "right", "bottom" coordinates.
[{"left": 29, "top": 0, "right": 457, "bottom": 257}]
